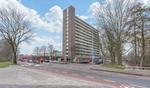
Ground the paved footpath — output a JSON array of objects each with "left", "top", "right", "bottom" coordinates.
[
  {"left": 0, "top": 65, "right": 113, "bottom": 88},
  {"left": 90, "top": 65, "right": 150, "bottom": 77}
]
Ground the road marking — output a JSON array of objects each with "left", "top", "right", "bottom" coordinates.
[
  {"left": 21, "top": 65, "right": 25, "bottom": 67},
  {"left": 120, "top": 84, "right": 130, "bottom": 88},
  {"left": 54, "top": 70, "right": 59, "bottom": 72},
  {"left": 131, "top": 84, "right": 148, "bottom": 88},
  {"left": 103, "top": 79, "right": 116, "bottom": 83},
  {"left": 34, "top": 64, "right": 40, "bottom": 67},
  {"left": 62, "top": 71, "right": 68, "bottom": 74},
  {"left": 85, "top": 75, "right": 95, "bottom": 79},
  {"left": 71, "top": 73, "right": 79, "bottom": 76}
]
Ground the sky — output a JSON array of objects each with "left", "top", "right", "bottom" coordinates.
[
  {"left": 0, "top": 0, "right": 149, "bottom": 55},
  {"left": 0, "top": 0, "right": 99, "bottom": 55}
]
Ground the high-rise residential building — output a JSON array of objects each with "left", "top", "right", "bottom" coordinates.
[{"left": 63, "top": 6, "right": 100, "bottom": 62}]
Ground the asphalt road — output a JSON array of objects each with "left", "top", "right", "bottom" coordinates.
[
  {"left": 0, "top": 65, "right": 109, "bottom": 88},
  {"left": 0, "top": 85, "right": 108, "bottom": 88},
  {"left": 30, "top": 63, "right": 150, "bottom": 88}
]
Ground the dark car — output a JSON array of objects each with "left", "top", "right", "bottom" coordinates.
[{"left": 94, "top": 58, "right": 103, "bottom": 64}]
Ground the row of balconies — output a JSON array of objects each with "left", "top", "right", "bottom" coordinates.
[
  {"left": 75, "top": 33, "right": 92, "bottom": 43},
  {"left": 75, "top": 36, "right": 99, "bottom": 47},
  {"left": 75, "top": 52, "right": 100, "bottom": 56},
  {"left": 75, "top": 31, "right": 99, "bottom": 44},
  {"left": 75, "top": 41, "right": 99, "bottom": 49},
  {"left": 75, "top": 48, "right": 100, "bottom": 53},
  {"left": 75, "top": 25, "right": 99, "bottom": 40},
  {"left": 75, "top": 23, "right": 93, "bottom": 35},
  {"left": 75, "top": 45, "right": 100, "bottom": 52},
  {"left": 75, "top": 17, "right": 98, "bottom": 32},
  {"left": 74, "top": 21, "right": 95, "bottom": 34},
  {"left": 75, "top": 28, "right": 92, "bottom": 39},
  {"left": 75, "top": 50, "right": 100, "bottom": 55}
]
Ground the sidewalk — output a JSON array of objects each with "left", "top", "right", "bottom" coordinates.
[{"left": 90, "top": 65, "right": 150, "bottom": 77}]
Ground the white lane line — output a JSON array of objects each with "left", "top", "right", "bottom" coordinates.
[
  {"left": 85, "top": 75, "right": 95, "bottom": 79},
  {"left": 131, "top": 84, "right": 148, "bottom": 88},
  {"left": 103, "top": 79, "right": 116, "bottom": 83},
  {"left": 120, "top": 84, "right": 130, "bottom": 88},
  {"left": 62, "top": 71, "right": 68, "bottom": 74},
  {"left": 21, "top": 65, "right": 25, "bottom": 67},
  {"left": 71, "top": 73, "right": 79, "bottom": 76},
  {"left": 34, "top": 64, "right": 40, "bottom": 67},
  {"left": 53, "top": 70, "right": 59, "bottom": 72},
  {"left": 55, "top": 70, "right": 60, "bottom": 72}
]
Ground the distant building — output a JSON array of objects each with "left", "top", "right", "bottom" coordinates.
[
  {"left": 63, "top": 6, "right": 100, "bottom": 63},
  {"left": 53, "top": 50, "right": 62, "bottom": 57},
  {"left": 51, "top": 50, "right": 62, "bottom": 61}
]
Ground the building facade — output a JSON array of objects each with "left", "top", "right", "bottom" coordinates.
[{"left": 63, "top": 6, "right": 100, "bottom": 62}]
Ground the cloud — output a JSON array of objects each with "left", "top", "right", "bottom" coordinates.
[
  {"left": 0, "top": 0, "right": 63, "bottom": 33},
  {"left": 143, "top": 0, "right": 150, "bottom": 6},
  {"left": 20, "top": 36, "right": 62, "bottom": 54},
  {"left": 89, "top": 2, "right": 101, "bottom": 17},
  {"left": 27, "top": 6, "right": 63, "bottom": 33},
  {"left": 0, "top": 0, "right": 63, "bottom": 54},
  {"left": 76, "top": 15, "right": 89, "bottom": 21},
  {"left": 43, "top": 6, "right": 63, "bottom": 32}
]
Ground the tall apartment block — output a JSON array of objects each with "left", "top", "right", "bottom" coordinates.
[{"left": 63, "top": 6, "right": 100, "bottom": 62}]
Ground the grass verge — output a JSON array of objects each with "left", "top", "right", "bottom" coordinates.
[
  {"left": 0, "top": 61, "right": 12, "bottom": 68},
  {"left": 103, "top": 64, "right": 125, "bottom": 70}
]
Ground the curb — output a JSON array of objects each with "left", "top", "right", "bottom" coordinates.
[
  {"left": 90, "top": 68, "right": 150, "bottom": 77},
  {"left": 50, "top": 62, "right": 68, "bottom": 64}
]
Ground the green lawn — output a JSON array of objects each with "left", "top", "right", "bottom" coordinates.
[
  {"left": 103, "top": 64, "right": 125, "bottom": 69},
  {"left": 0, "top": 61, "right": 12, "bottom": 68}
]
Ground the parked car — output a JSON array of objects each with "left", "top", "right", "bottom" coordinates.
[
  {"left": 94, "top": 58, "right": 103, "bottom": 64},
  {"left": 28, "top": 60, "right": 33, "bottom": 63}
]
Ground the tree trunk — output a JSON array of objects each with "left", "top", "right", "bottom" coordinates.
[
  {"left": 117, "top": 51, "right": 122, "bottom": 65},
  {"left": 13, "top": 51, "right": 17, "bottom": 64},
  {"left": 140, "top": 21, "right": 145, "bottom": 67},
  {"left": 110, "top": 48, "right": 115, "bottom": 64},
  {"left": 11, "top": 44, "right": 18, "bottom": 64},
  {"left": 134, "top": 25, "right": 137, "bottom": 65},
  {"left": 116, "top": 42, "right": 122, "bottom": 65}
]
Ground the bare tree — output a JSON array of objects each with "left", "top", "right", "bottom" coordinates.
[
  {"left": 0, "top": 7, "right": 33, "bottom": 64},
  {"left": 33, "top": 46, "right": 40, "bottom": 56},
  {"left": 40, "top": 46, "right": 47, "bottom": 57},
  {"left": 96, "top": 0, "right": 134, "bottom": 65},
  {"left": 128, "top": 3, "right": 150, "bottom": 66},
  {"left": 127, "top": 2, "right": 141, "bottom": 65},
  {"left": 48, "top": 44, "right": 54, "bottom": 59},
  {"left": 99, "top": 33, "right": 110, "bottom": 64}
]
